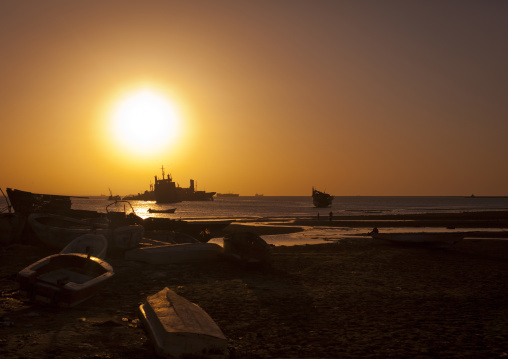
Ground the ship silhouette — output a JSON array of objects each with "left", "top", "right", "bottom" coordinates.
[{"left": 123, "top": 166, "right": 215, "bottom": 203}]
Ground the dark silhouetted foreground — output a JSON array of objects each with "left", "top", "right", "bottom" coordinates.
[{"left": 1, "top": 230, "right": 507, "bottom": 358}]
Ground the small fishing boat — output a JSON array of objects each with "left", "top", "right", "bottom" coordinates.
[
  {"left": 148, "top": 208, "right": 176, "bottom": 214},
  {"left": 223, "top": 231, "right": 272, "bottom": 266},
  {"left": 108, "top": 188, "right": 121, "bottom": 201},
  {"left": 312, "top": 187, "right": 334, "bottom": 208},
  {"left": 371, "top": 232, "right": 465, "bottom": 248},
  {"left": 17, "top": 253, "right": 114, "bottom": 307},
  {"left": 125, "top": 241, "right": 223, "bottom": 265},
  {"left": 6, "top": 187, "right": 101, "bottom": 219},
  {"left": 60, "top": 232, "right": 108, "bottom": 259},
  {"left": 138, "top": 287, "right": 228, "bottom": 358}
]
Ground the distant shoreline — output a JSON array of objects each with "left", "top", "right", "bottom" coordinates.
[
  {"left": 466, "top": 195, "right": 508, "bottom": 198},
  {"left": 65, "top": 194, "right": 508, "bottom": 199}
]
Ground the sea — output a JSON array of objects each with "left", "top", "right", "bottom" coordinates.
[
  {"left": 64, "top": 195, "right": 508, "bottom": 220},
  {"left": 3, "top": 195, "right": 508, "bottom": 246}
]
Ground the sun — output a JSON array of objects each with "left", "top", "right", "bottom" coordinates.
[{"left": 109, "top": 88, "right": 181, "bottom": 156}]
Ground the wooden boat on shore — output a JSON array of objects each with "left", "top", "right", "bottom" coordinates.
[
  {"left": 138, "top": 287, "right": 228, "bottom": 358},
  {"left": 60, "top": 233, "right": 108, "bottom": 259},
  {"left": 28, "top": 212, "right": 144, "bottom": 252},
  {"left": 6, "top": 188, "right": 101, "bottom": 219},
  {"left": 371, "top": 232, "right": 465, "bottom": 248},
  {"left": 223, "top": 231, "right": 272, "bottom": 265},
  {"left": 312, "top": 187, "right": 334, "bottom": 208},
  {"left": 148, "top": 208, "right": 176, "bottom": 214},
  {"left": 17, "top": 253, "right": 114, "bottom": 307}
]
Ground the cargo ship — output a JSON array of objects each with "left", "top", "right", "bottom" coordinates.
[{"left": 124, "top": 167, "right": 215, "bottom": 203}]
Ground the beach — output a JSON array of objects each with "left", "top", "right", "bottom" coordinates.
[{"left": 1, "top": 212, "right": 507, "bottom": 358}]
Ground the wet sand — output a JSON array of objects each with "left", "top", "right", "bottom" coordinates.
[{"left": 1, "top": 212, "right": 507, "bottom": 358}]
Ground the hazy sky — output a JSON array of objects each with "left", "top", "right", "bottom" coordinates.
[{"left": 1, "top": 0, "right": 507, "bottom": 196}]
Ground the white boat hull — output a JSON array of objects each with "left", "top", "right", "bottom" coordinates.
[
  {"left": 138, "top": 287, "right": 227, "bottom": 358},
  {"left": 109, "top": 225, "right": 144, "bottom": 252},
  {"left": 60, "top": 233, "right": 108, "bottom": 259},
  {"left": 17, "top": 253, "right": 114, "bottom": 307}
]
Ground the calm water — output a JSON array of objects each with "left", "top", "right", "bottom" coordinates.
[
  {"left": 3, "top": 195, "right": 507, "bottom": 245},
  {"left": 3, "top": 195, "right": 508, "bottom": 220},
  {"left": 72, "top": 195, "right": 508, "bottom": 220}
]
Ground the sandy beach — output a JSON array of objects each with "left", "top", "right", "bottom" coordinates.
[{"left": 1, "top": 212, "right": 507, "bottom": 358}]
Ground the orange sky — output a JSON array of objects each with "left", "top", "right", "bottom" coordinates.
[{"left": 1, "top": 1, "right": 507, "bottom": 196}]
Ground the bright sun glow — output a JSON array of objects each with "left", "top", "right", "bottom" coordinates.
[{"left": 110, "top": 89, "right": 181, "bottom": 156}]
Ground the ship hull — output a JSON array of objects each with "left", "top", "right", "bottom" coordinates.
[{"left": 312, "top": 188, "right": 334, "bottom": 208}]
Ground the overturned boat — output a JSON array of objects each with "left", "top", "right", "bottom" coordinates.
[
  {"left": 17, "top": 253, "right": 114, "bottom": 307},
  {"left": 60, "top": 232, "right": 108, "bottom": 260},
  {"left": 138, "top": 287, "right": 228, "bottom": 358},
  {"left": 223, "top": 231, "right": 272, "bottom": 266}
]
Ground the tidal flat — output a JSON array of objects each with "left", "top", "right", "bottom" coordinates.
[{"left": 1, "top": 212, "right": 507, "bottom": 358}]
